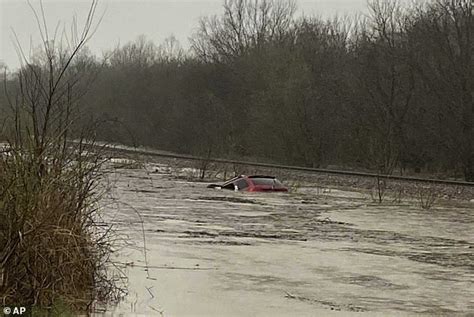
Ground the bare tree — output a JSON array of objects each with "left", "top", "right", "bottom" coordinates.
[
  {"left": 407, "top": 0, "right": 473, "bottom": 180},
  {"left": 109, "top": 35, "right": 158, "bottom": 68},
  {"left": 191, "top": 0, "right": 296, "bottom": 62},
  {"left": 353, "top": 0, "right": 415, "bottom": 177}
]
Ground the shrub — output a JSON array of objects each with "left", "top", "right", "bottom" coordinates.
[{"left": 0, "top": 0, "right": 125, "bottom": 312}]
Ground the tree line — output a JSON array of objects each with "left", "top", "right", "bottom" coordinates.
[{"left": 2, "top": 0, "right": 473, "bottom": 181}]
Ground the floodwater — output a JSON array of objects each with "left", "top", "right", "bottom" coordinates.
[{"left": 101, "top": 162, "right": 474, "bottom": 316}]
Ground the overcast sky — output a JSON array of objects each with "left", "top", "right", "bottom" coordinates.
[{"left": 1, "top": 0, "right": 383, "bottom": 70}]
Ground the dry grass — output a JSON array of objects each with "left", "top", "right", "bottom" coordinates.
[
  {"left": 0, "top": 141, "right": 125, "bottom": 313},
  {"left": 0, "top": 0, "right": 126, "bottom": 310}
]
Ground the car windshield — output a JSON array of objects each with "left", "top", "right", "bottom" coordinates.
[
  {"left": 250, "top": 178, "right": 284, "bottom": 188},
  {"left": 222, "top": 177, "right": 241, "bottom": 187}
]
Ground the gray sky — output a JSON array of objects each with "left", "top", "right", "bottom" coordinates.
[{"left": 1, "top": 0, "right": 374, "bottom": 70}]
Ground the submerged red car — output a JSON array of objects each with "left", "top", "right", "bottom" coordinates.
[{"left": 207, "top": 175, "right": 288, "bottom": 192}]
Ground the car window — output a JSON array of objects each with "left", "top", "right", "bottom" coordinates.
[
  {"left": 235, "top": 178, "right": 249, "bottom": 189},
  {"left": 222, "top": 183, "right": 235, "bottom": 189},
  {"left": 250, "top": 178, "right": 284, "bottom": 188},
  {"left": 222, "top": 177, "right": 240, "bottom": 189}
]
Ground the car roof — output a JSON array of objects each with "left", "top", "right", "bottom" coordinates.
[
  {"left": 247, "top": 175, "right": 277, "bottom": 179},
  {"left": 222, "top": 175, "right": 278, "bottom": 185}
]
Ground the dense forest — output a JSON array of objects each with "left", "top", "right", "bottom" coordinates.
[{"left": 1, "top": 0, "right": 473, "bottom": 181}]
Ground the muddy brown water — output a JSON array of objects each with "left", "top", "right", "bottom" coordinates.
[{"left": 101, "top": 162, "right": 474, "bottom": 316}]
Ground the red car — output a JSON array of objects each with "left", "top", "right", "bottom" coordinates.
[{"left": 207, "top": 175, "right": 288, "bottom": 192}]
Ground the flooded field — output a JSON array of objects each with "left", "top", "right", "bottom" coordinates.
[{"left": 101, "top": 161, "right": 474, "bottom": 316}]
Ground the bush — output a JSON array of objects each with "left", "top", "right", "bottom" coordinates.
[
  {"left": 0, "top": 141, "right": 124, "bottom": 312},
  {"left": 0, "top": 0, "right": 125, "bottom": 312}
]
